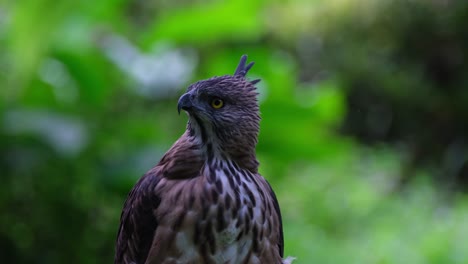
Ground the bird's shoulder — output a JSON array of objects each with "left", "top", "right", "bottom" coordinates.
[
  {"left": 158, "top": 132, "right": 204, "bottom": 179},
  {"left": 115, "top": 133, "right": 205, "bottom": 263}
]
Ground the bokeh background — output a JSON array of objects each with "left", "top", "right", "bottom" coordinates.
[{"left": 2, "top": 0, "right": 468, "bottom": 263}]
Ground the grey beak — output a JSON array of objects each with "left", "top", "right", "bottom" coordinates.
[{"left": 177, "top": 93, "right": 193, "bottom": 115}]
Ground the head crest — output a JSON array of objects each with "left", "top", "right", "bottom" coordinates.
[
  {"left": 233, "top": 55, "right": 260, "bottom": 84},
  {"left": 234, "top": 55, "right": 255, "bottom": 77}
]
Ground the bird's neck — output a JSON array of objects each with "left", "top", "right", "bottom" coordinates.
[
  {"left": 158, "top": 131, "right": 259, "bottom": 179},
  {"left": 204, "top": 138, "right": 259, "bottom": 174},
  {"left": 197, "top": 138, "right": 261, "bottom": 174},
  {"left": 186, "top": 120, "right": 260, "bottom": 173}
]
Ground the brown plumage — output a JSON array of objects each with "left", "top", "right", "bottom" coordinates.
[{"left": 115, "top": 55, "right": 293, "bottom": 264}]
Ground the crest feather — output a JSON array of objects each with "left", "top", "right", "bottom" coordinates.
[
  {"left": 234, "top": 55, "right": 255, "bottom": 77},
  {"left": 234, "top": 55, "right": 261, "bottom": 85}
]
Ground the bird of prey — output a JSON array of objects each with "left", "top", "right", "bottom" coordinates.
[{"left": 115, "top": 55, "right": 293, "bottom": 264}]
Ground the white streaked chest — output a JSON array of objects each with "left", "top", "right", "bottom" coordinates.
[{"left": 175, "top": 160, "right": 267, "bottom": 264}]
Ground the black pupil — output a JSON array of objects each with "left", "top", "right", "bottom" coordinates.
[{"left": 214, "top": 100, "right": 221, "bottom": 106}]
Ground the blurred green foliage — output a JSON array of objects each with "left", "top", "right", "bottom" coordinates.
[{"left": 1, "top": 0, "right": 468, "bottom": 263}]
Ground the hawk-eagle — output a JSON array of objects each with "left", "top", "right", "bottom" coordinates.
[{"left": 115, "top": 55, "right": 293, "bottom": 264}]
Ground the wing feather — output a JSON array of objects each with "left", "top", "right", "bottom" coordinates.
[
  {"left": 115, "top": 168, "right": 162, "bottom": 264},
  {"left": 261, "top": 177, "right": 284, "bottom": 258},
  {"left": 115, "top": 133, "right": 202, "bottom": 264}
]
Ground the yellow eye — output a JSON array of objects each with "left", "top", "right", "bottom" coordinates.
[{"left": 211, "top": 98, "right": 224, "bottom": 109}]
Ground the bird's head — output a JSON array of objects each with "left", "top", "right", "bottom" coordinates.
[{"left": 177, "top": 55, "right": 260, "bottom": 168}]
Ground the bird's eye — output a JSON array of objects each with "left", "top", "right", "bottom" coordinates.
[{"left": 211, "top": 98, "right": 224, "bottom": 109}]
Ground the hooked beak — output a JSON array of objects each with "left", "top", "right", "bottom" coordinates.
[{"left": 177, "top": 93, "right": 193, "bottom": 115}]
